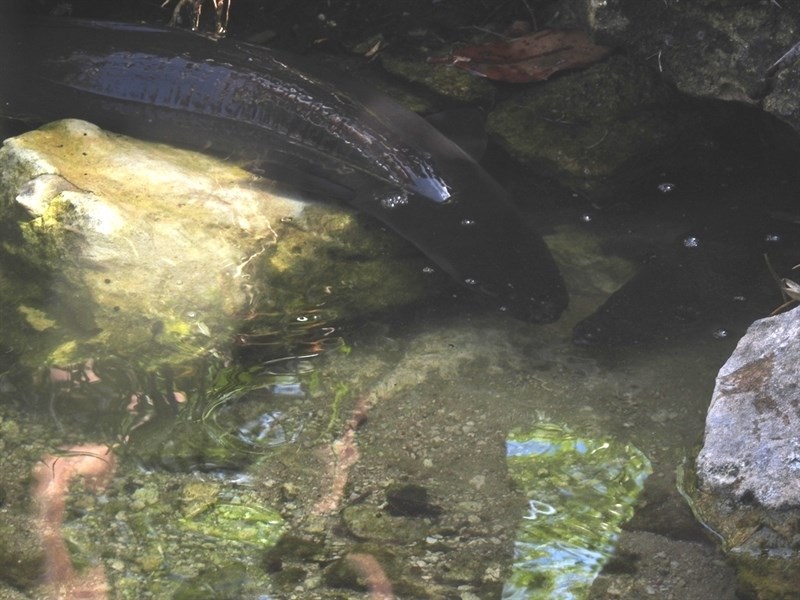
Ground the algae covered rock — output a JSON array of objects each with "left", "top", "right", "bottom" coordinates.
[
  {"left": 0, "top": 119, "right": 437, "bottom": 371},
  {"left": 487, "top": 56, "right": 684, "bottom": 193}
]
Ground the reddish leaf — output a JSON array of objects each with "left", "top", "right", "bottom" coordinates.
[{"left": 429, "top": 30, "right": 611, "bottom": 83}]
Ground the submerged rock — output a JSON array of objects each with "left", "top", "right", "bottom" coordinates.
[
  {"left": 487, "top": 56, "right": 685, "bottom": 194},
  {"left": 695, "top": 305, "right": 800, "bottom": 599},
  {"left": 0, "top": 119, "right": 437, "bottom": 371}
]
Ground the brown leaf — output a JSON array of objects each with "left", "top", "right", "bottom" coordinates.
[{"left": 429, "top": 30, "right": 611, "bottom": 83}]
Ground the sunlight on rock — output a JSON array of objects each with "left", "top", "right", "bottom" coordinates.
[{"left": 0, "top": 119, "right": 433, "bottom": 370}]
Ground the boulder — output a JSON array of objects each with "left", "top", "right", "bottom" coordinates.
[
  {"left": 0, "top": 119, "right": 436, "bottom": 371},
  {"left": 566, "top": 0, "right": 800, "bottom": 134},
  {"left": 486, "top": 55, "right": 690, "bottom": 194},
  {"left": 695, "top": 304, "right": 800, "bottom": 599}
]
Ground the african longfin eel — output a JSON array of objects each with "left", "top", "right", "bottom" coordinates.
[{"left": 1, "top": 17, "right": 568, "bottom": 322}]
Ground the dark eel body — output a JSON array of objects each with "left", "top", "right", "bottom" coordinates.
[
  {"left": 572, "top": 211, "right": 798, "bottom": 346},
  {"left": 0, "top": 17, "right": 567, "bottom": 323}
]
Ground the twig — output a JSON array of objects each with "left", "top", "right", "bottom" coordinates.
[{"left": 767, "top": 39, "right": 800, "bottom": 77}]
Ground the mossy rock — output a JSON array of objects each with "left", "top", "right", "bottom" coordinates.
[
  {"left": 0, "top": 119, "right": 442, "bottom": 372},
  {"left": 487, "top": 56, "right": 688, "bottom": 193}
]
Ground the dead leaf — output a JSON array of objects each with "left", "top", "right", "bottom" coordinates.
[{"left": 429, "top": 30, "right": 611, "bottom": 83}]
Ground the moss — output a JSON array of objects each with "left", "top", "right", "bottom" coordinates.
[
  {"left": 16, "top": 305, "right": 57, "bottom": 331},
  {"left": 180, "top": 502, "right": 284, "bottom": 546},
  {"left": 16, "top": 194, "right": 95, "bottom": 275},
  {"left": 263, "top": 206, "right": 434, "bottom": 319},
  {"left": 487, "top": 57, "right": 683, "bottom": 191},
  {"left": 381, "top": 55, "right": 495, "bottom": 103}
]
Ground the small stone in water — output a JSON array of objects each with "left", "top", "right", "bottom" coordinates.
[{"left": 385, "top": 483, "right": 441, "bottom": 517}]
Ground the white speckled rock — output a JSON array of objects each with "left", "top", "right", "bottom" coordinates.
[
  {"left": 697, "top": 306, "right": 800, "bottom": 510},
  {"left": 694, "top": 304, "right": 800, "bottom": 599}
]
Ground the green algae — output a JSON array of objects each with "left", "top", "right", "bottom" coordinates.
[
  {"left": 486, "top": 56, "right": 683, "bottom": 192},
  {"left": 503, "top": 423, "right": 651, "bottom": 600},
  {"left": 381, "top": 55, "right": 495, "bottom": 103},
  {"left": 180, "top": 501, "right": 284, "bottom": 547}
]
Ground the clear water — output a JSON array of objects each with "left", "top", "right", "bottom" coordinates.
[{"left": 2, "top": 106, "right": 795, "bottom": 599}]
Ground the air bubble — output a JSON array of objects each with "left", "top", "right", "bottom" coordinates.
[
  {"left": 460, "top": 218, "right": 476, "bottom": 227},
  {"left": 579, "top": 213, "right": 593, "bottom": 223},
  {"left": 380, "top": 193, "right": 409, "bottom": 209},
  {"left": 657, "top": 182, "right": 676, "bottom": 194}
]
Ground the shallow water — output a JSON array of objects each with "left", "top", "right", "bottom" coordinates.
[
  {"left": 3, "top": 103, "right": 796, "bottom": 599},
  {"left": 0, "top": 225, "right": 745, "bottom": 599}
]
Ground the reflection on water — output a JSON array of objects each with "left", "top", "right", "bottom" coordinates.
[
  {"left": 503, "top": 424, "right": 651, "bottom": 599},
  {"left": 0, "top": 215, "right": 756, "bottom": 599}
]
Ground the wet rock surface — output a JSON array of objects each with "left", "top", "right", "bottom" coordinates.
[
  {"left": 569, "top": 0, "right": 800, "bottom": 135},
  {"left": 486, "top": 55, "right": 686, "bottom": 193},
  {"left": 698, "top": 305, "right": 800, "bottom": 509},
  {"left": 693, "top": 306, "right": 800, "bottom": 599},
  {"left": 0, "top": 119, "right": 436, "bottom": 370}
]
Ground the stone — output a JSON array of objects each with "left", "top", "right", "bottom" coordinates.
[
  {"left": 0, "top": 119, "right": 435, "bottom": 371},
  {"left": 486, "top": 55, "right": 686, "bottom": 194},
  {"left": 564, "top": 0, "right": 800, "bottom": 134},
  {"left": 694, "top": 305, "right": 800, "bottom": 599},
  {"left": 697, "top": 305, "right": 800, "bottom": 510}
]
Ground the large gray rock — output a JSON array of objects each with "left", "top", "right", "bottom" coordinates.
[
  {"left": 697, "top": 306, "right": 800, "bottom": 509},
  {"left": 695, "top": 305, "right": 800, "bottom": 599}
]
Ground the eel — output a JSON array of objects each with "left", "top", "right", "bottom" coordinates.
[
  {"left": 0, "top": 17, "right": 568, "bottom": 323},
  {"left": 572, "top": 212, "right": 795, "bottom": 346}
]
